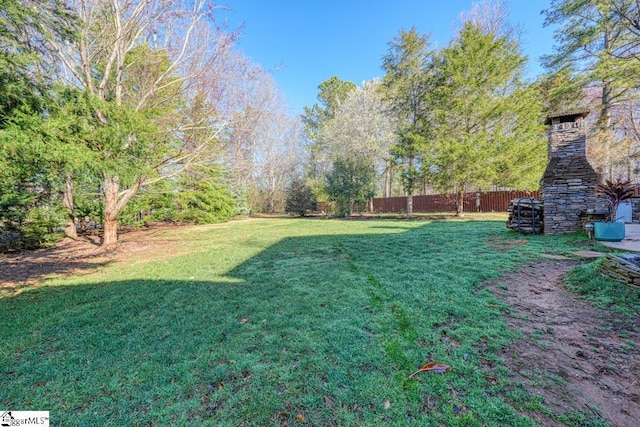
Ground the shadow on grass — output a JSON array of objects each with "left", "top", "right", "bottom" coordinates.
[
  {"left": 0, "top": 220, "right": 596, "bottom": 426},
  {"left": 0, "top": 240, "right": 112, "bottom": 296}
]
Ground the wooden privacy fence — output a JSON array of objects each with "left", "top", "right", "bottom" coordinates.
[{"left": 373, "top": 190, "right": 540, "bottom": 213}]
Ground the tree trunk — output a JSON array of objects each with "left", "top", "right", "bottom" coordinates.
[
  {"left": 268, "top": 197, "right": 274, "bottom": 213},
  {"left": 62, "top": 172, "right": 78, "bottom": 240},
  {"left": 406, "top": 155, "right": 414, "bottom": 216},
  {"left": 103, "top": 176, "right": 120, "bottom": 247},
  {"left": 601, "top": 81, "right": 613, "bottom": 181},
  {"left": 600, "top": 27, "right": 613, "bottom": 180},
  {"left": 102, "top": 174, "right": 145, "bottom": 248},
  {"left": 103, "top": 218, "right": 118, "bottom": 247},
  {"left": 455, "top": 188, "right": 465, "bottom": 217},
  {"left": 384, "top": 161, "right": 392, "bottom": 198}
]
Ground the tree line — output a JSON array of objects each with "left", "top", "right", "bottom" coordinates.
[
  {"left": 297, "top": 0, "right": 640, "bottom": 217},
  {"left": 0, "top": 0, "right": 303, "bottom": 249},
  {"left": 2, "top": 0, "right": 640, "bottom": 249}
]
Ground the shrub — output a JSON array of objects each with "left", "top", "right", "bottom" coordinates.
[
  {"left": 119, "top": 181, "right": 175, "bottom": 226},
  {"left": 17, "top": 203, "right": 65, "bottom": 249},
  {"left": 118, "top": 178, "right": 238, "bottom": 226},
  {"left": 325, "top": 157, "right": 376, "bottom": 216},
  {"left": 175, "top": 180, "right": 237, "bottom": 224},
  {"left": 596, "top": 178, "right": 638, "bottom": 221},
  {"left": 285, "top": 179, "right": 317, "bottom": 216}
]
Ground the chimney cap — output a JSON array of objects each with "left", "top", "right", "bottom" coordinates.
[{"left": 544, "top": 110, "right": 590, "bottom": 125}]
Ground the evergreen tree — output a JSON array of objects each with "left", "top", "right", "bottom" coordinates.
[
  {"left": 428, "top": 23, "right": 546, "bottom": 215},
  {"left": 325, "top": 157, "right": 376, "bottom": 216},
  {"left": 381, "top": 28, "right": 434, "bottom": 215},
  {"left": 0, "top": 1, "right": 77, "bottom": 247},
  {"left": 0, "top": 0, "right": 75, "bottom": 124},
  {"left": 42, "top": 1, "right": 229, "bottom": 247},
  {"left": 285, "top": 179, "right": 317, "bottom": 217}
]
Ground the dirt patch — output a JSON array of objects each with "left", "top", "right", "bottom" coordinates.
[
  {"left": 0, "top": 223, "right": 186, "bottom": 296},
  {"left": 491, "top": 260, "right": 640, "bottom": 426},
  {"left": 0, "top": 237, "right": 109, "bottom": 294},
  {"left": 486, "top": 234, "right": 528, "bottom": 252}
]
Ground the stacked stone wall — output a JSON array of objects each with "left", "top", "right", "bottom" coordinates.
[
  {"left": 632, "top": 197, "right": 640, "bottom": 223},
  {"left": 599, "top": 254, "right": 640, "bottom": 289},
  {"left": 541, "top": 124, "right": 599, "bottom": 235}
]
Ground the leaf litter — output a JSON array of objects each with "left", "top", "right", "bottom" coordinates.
[{"left": 408, "top": 362, "right": 452, "bottom": 378}]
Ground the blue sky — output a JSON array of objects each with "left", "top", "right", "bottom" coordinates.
[{"left": 222, "top": 1, "right": 555, "bottom": 116}]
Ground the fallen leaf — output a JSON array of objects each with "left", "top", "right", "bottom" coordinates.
[
  {"left": 408, "top": 362, "right": 452, "bottom": 378},
  {"left": 296, "top": 413, "right": 306, "bottom": 423},
  {"left": 384, "top": 400, "right": 391, "bottom": 409},
  {"left": 324, "top": 395, "right": 334, "bottom": 408}
]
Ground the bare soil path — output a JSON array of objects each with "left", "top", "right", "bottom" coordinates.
[{"left": 492, "top": 260, "right": 640, "bottom": 427}]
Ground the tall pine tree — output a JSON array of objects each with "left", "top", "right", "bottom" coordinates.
[
  {"left": 428, "top": 23, "right": 545, "bottom": 215},
  {"left": 381, "top": 28, "right": 434, "bottom": 215}
]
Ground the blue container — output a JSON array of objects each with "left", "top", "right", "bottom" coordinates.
[{"left": 594, "top": 222, "right": 625, "bottom": 242}]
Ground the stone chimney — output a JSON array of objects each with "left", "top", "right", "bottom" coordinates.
[{"left": 541, "top": 111, "right": 599, "bottom": 235}]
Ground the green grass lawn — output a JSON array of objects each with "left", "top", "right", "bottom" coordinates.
[{"left": 0, "top": 217, "right": 618, "bottom": 426}]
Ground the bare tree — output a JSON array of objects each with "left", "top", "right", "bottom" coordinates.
[
  {"left": 456, "top": 0, "right": 516, "bottom": 39},
  {"left": 221, "top": 70, "right": 304, "bottom": 213},
  {"left": 170, "top": 25, "right": 305, "bottom": 215},
  {"left": 321, "top": 80, "right": 397, "bottom": 198},
  {"left": 254, "top": 114, "right": 304, "bottom": 213},
  {"left": 593, "top": 94, "right": 640, "bottom": 180}
]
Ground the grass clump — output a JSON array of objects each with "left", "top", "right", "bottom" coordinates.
[{"left": 565, "top": 258, "right": 640, "bottom": 318}]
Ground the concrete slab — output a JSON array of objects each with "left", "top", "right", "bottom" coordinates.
[
  {"left": 570, "top": 250, "right": 605, "bottom": 259},
  {"left": 542, "top": 254, "right": 573, "bottom": 261},
  {"left": 599, "top": 224, "right": 640, "bottom": 253}
]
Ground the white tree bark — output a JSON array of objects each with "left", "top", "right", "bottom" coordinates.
[{"left": 320, "top": 80, "right": 397, "bottom": 199}]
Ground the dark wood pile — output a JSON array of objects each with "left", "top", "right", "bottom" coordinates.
[{"left": 506, "top": 198, "right": 543, "bottom": 234}]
